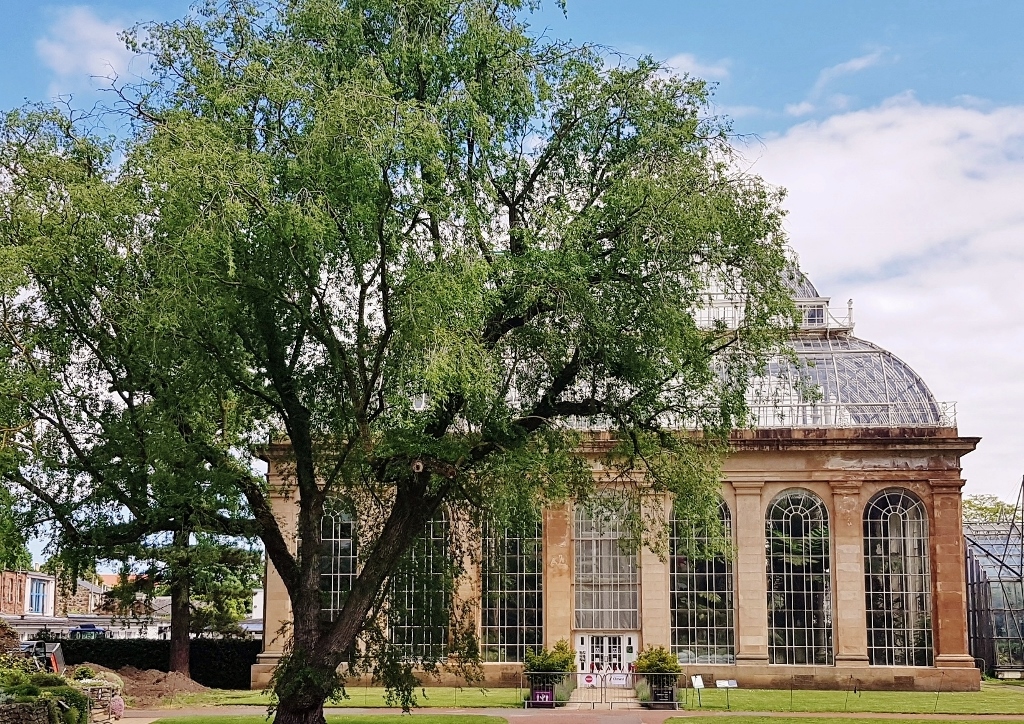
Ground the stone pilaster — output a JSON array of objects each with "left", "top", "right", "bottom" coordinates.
[
  {"left": 830, "top": 480, "right": 869, "bottom": 665},
  {"left": 930, "top": 478, "right": 975, "bottom": 668},
  {"left": 732, "top": 480, "right": 768, "bottom": 663},
  {"left": 639, "top": 494, "right": 672, "bottom": 649},
  {"left": 543, "top": 503, "right": 573, "bottom": 648}
]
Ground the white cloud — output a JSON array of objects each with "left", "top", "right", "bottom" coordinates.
[
  {"left": 36, "top": 6, "right": 133, "bottom": 96},
  {"left": 810, "top": 51, "right": 884, "bottom": 97},
  {"left": 665, "top": 52, "right": 730, "bottom": 80},
  {"left": 752, "top": 96, "right": 1024, "bottom": 499},
  {"left": 784, "top": 50, "right": 886, "bottom": 117}
]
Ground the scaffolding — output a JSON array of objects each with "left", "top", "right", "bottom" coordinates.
[{"left": 965, "top": 480, "right": 1024, "bottom": 678}]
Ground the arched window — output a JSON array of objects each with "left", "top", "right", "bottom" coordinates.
[
  {"left": 670, "top": 499, "right": 734, "bottom": 663},
  {"left": 574, "top": 503, "right": 638, "bottom": 630},
  {"left": 480, "top": 518, "right": 544, "bottom": 662},
  {"left": 864, "top": 489, "right": 933, "bottom": 666},
  {"left": 388, "top": 511, "right": 451, "bottom": 659},
  {"left": 320, "top": 510, "right": 357, "bottom": 622},
  {"left": 766, "top": 489, "right": 834, "bottom": 665}
]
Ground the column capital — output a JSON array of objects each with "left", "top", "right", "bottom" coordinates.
[
  {"left": 930, "top": 478, "right": 967, "bottom": 494},
  {"left": 829, "top": 480, "right": 862, "bottom": 497},
  {"left": 731, "top": 480, "right": 765, "bottom": 494}
]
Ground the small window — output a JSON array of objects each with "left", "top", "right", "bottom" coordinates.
[{"left": 802, "top": 305, "right": 826, "bottom": 326}]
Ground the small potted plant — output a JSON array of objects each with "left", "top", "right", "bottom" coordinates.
[
  {"left": 633, "top": 645, "right": 681, "bottom": 709},
  {"left": 523, "top": 639, "right": 576, "bottom": 708}
]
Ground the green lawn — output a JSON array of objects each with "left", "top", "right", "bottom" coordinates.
[
  {"left": 153, "top": 717, "right": 505, "bottom": 724},
  {"left": 669, "top": 719, "right": 1024, "bottom": 724},
  {"left": 158, "top": 687, "right": 524, "bottom": 709},
  {"left": 676, "top": 683, "right": 1024, "bottom": 715}
]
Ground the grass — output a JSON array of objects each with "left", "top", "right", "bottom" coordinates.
[
  {"left": 675, "top": 683, "right": 1024, "bottom": 715},
  {"left": 158, "top": 687, "right": 524, "bottom": 709},
  {"left": 152, "top": 717, "right": 505, "bottom": 724},
  {"left": 669, "top": 719, "right": 1024, "bottom": 724}
]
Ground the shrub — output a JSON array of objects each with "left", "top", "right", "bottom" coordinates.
[
  {"left": 633, "top": 645, "right": 681, "bottom": 674},
  {"left": 524, "top": 639, "right": 576, "bottom": 672},
  {"left": 29, "top": 673, "right": 67, "bottom": 688},
  {"left": 42, "top": 686, "right": 91, "bottom": 724},
  {"left": 8, "top": 684, "right": 41, "bottom": 697},
  {"left": 634, "top": 680, "right": 651, "bottom": 702},
  {"left": 71, "top": 667, "right": 96, "bottom": 681},
  {"left": 0, "top": 669, "right": 29, "bottom": 688}
]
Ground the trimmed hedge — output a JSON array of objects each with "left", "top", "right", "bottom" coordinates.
[{"left": 61, "top": 640, "right": 262, "bottom": 690}]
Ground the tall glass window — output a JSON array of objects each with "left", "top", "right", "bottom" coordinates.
[
  {"left": 864, "top": 489, "right": 933, "bottom": 666},
  {"left": 766, "top": 489, "right": 834, "bottom": 665},
  {"left": 388, "top": 511, "right": 451, "bottom": 659},
  {"left": 574, "top": 504, "right": 638, "bottom": 630},
  {"left": 320, "top": 511, "right": 357, "bottom": 622},
  {"left": 28, "top": 579, "right": 46, "bottom": 615},
  {"left": 480, "top": 519, "right": 544, "bottom": 662},
  {"left": 670, "top": 499, "right": 735, "bottom": 663}
]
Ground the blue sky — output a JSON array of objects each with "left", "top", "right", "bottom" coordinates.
[{"left": 3, "top": 1, "right": 1024, "bottom": 502}]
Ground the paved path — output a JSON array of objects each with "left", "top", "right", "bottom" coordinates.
[{"left": 121, "top": 706, "right": 1024, "bottom": 724}]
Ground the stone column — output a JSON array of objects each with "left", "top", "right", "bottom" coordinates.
[
  {"left": 252, "top": 466, "right": 298, "bottom": 687},
  {"left": 930, "top": 478, "right": 975, "bottom": 668},
  {"left": 543, "top": 503, "right": 573, "bottom": 648},
  {"left": 639, "top": 494, "right": 672, "bottom": 649},
  {"left": 732, "top": 480, "right": 769, "bottom": 663},
  {"left": 829, "top": 481, "right": 869, "bottom": 666}
]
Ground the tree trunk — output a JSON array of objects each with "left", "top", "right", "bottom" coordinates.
[{"left": 168, "top": 535, "right": 191, "bottom": 677}]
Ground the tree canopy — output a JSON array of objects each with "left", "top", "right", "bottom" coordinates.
[{"left": 0, "top": 1, "right": 797, "bottom": 722}]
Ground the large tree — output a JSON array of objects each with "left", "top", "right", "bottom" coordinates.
[{"left": 1, "top": 1, "right": 797, "bottom": 723}]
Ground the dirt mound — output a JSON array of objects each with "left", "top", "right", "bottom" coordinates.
[
  {"left": 118, "top": 666, "right": 209, "bottom": 706},
  {"left": 72, "top": 662, "right": 209, "bottom": 708}
]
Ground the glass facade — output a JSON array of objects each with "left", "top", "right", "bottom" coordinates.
[
  {"left": 320, "top": 511, "right": 357, "bottom": 622},
  {"left": 766, "top": 489, "right": 834, "bottom": 665},
  {"left": 480, "top": 519, "right": 544, "bottom": 662},
  {"left": 388, "top": 512, "right": 451, "bottom": 659},
  {"left": 670, "top": 499, "right": 735, "bottom": 663},
  {"left": 863, "top": 489, "right": 933, "bottom": 666},
  {"left": 574, "top": 504, "right": 638, "bottom": 630},
  {"left": 966, "top": 516, "right": 1024, "bottom": 675}
]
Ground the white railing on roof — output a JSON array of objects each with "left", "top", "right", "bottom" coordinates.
[
  {"left": 560, "top": 401, "right": 957, "bottom": 431},
  {"left": 694, "top": 297, "right": 854, "bottom": 332}
]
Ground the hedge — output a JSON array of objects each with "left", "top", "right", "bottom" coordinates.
[{"left": 60, "top": 639, "right": 262, "bottom": 690}]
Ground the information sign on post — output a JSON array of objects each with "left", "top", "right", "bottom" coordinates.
[{"left": 690, "top": 675, "right": 704, "bottom": 708}]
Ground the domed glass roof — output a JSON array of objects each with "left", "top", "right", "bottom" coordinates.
[{"left": 747, "top": 274, "right": 951, "bottom": 428}]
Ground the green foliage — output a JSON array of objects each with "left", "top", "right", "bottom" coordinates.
[
  {"left": 39, "top": 686, "right": 91, "bottom": 724},
  {"left": 963, "top": 494, "right": 1020, "bottom": 523},
  {"left": 28, "top": 673, "right": 66, "bottom": 688},
  {"left": 635, "top": 680, "right": 651, "bottom": 702},
  {"left": 70, "top": 667, "right": 95, "bottom": 681},
  {"left": 634, "top": 645, "right": 682, "bottom": 673},
  {"left": 0, "top": 669, "right": 29, "bottom": 688},
  {"left": 524, "top": 640, "right": 575, "bottom": 672},
  {"left": 8, "top": 684, "right": 40, "bottom": 697}
]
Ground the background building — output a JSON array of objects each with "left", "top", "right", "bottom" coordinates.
[
  {"left": 965, "top": 486, "right": 1024, "bottom": 678},
  {"left": 254, "top": 277, "right": 980, "bottom": 691}
]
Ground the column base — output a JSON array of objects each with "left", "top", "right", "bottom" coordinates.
[
  {"left": 735, "top": 653, "right": 769, "bottom": 664},
  {"left": 934, "top": 653, "right": 978, "bottom": 669},
  {"left": 835, "top": 654, "right": 870, "bottom": 666}
]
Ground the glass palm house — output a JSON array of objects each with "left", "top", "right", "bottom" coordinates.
[{"left": 254, "top": 272, "right": 980, "bottom": 692}]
